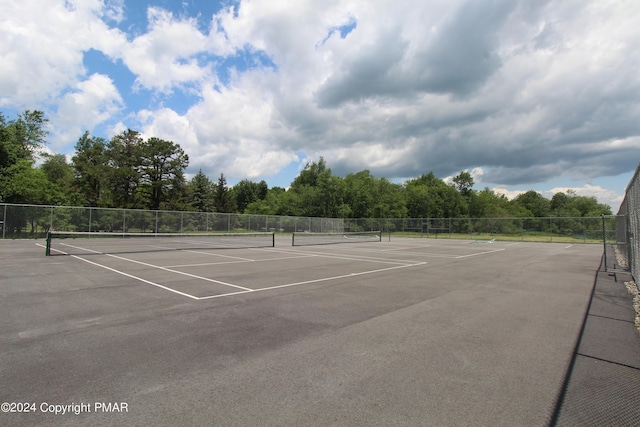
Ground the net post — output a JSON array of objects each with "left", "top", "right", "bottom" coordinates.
[
  {"left": 272, "top": 232, "right": 275, "bottom": 247},
  {"left": 45, "top": 232, "right": 52, "bottom": 256}
]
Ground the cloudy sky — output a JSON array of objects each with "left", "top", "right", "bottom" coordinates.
[{"left": 2, "top": 0, "right": 639, "bottom": 210}]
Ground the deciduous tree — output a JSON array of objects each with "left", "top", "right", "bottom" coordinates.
[{"left": 138, "top": 137, "right": 189, "bottom": 210}]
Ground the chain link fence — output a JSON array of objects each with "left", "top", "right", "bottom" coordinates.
[
  {"left": 0, "top": 203, "right": 344, "bottom": 238},
  {"left": 0, "top": 202, "right": 611, "bottom": 246},
  {"left": 602, "top": 214, "right": 630, "bottom": 274},
  {"left": 345, "top": 216, "right": 605, "bottom": 243},
  {"left": 613, "top": 163, "right": 640, "bottom": 282}
]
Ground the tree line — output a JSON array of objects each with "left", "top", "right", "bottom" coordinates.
[{"left": 0, "top": 110, "right": 612, "bottom": 218}]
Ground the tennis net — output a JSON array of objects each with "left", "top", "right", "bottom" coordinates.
[
  {"left": 292, "top": 231, "right": 382, "bottom": 246},
  {"left": 45, "top": 231, "right": 275, "bottom": 256}
]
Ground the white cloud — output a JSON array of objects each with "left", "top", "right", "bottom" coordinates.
[
  {"left": 0, "top": 0, "right": 127, "bottom": 107},
  {"left": 1, "top": 0, "right": 639, "bottom": 201},
  {"left": 492, "top": 184, "right": 624, "bottom": 212},
  {"left": 120, "top": 7, "right": 213, "bottom": 92},
  {"left": 136, "top": 79, "right": 299, "bottom": 180},
  {"left": 52, "top": 73, "right": 123, "bottom": 149}
]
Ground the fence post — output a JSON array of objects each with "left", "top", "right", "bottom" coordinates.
[
  {"left": 2, "top": 204, "right": 6, "bottom": 239},
  {"left": 601, "top": 215, "right": 608, "bottom": 270}
]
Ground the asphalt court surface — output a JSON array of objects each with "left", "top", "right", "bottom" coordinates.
[
  {"left": 0, "top": 236, "right": 614, "bottom": 426},
  {"left": 40, "top": 236, "right": 504, "bottom": 300}
]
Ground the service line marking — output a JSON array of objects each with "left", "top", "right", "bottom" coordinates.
[
  {"left": 59, "top": 242, "right": 253, "bottom": 291},
  {"left": 455, "top": 248, "right": 505, "bottom": 258},
  {"left": 46, "top": 242, "right": 428, "bottom": 301},
  {"left": 71, "top": 255, "right": 200, "bottom": 300},
  {"left": 165, "top": 254, "right": 317, "bottom": 269},
  {"left": 264, "top": 247, "right": 424, "bottom": 266},
  {"left": 197, "top": 262, "right": 427, "bottom": 300}
]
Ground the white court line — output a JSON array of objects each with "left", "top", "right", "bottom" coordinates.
[
  {"left": 165, "top": 259, "right": 254, "bottom": 268},
  {"left": 383, "top": 250, "right": 460, "bottom": 258},
  {"left": 165, "top": 254, "right": 317, "bottom": 268},
  {"left": 264, "top": 247, "right": 424, "bottom": 266},
  {"left": 70, "top": 255, "right": 200, "bottom": 300},
  {"left": 455, "top": 248, "right": 505, "bottom": 258},
  {"left": 342, "top": 245, "right": 498, "bottom": 259},
  {"left": 59, "top": 243, "right": 253, "bottom": 291},
  {"left": 197, "top": 262, "right": 427, "bottom": 300},
  {"left": 163, "top": 248, "right": 255, "bottom": 261},
  {"left": 48, "top": 242, "right": 428, "bottom": 301}
]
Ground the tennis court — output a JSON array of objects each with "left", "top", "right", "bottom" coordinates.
[{"left": 1, "top": 235, "right": 606, "bottom": 425}]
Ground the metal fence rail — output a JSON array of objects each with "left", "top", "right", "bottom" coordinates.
[{"left": 0, "top": 202, "right": 611, "bottom": 245}]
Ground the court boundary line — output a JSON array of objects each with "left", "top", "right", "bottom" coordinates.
[{"left": 39, "top": 242, "right": 428, "bottom": 301}]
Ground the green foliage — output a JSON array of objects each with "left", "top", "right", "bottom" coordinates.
[
  {"left": 344, "top": 170, "right": 376, "bottom": 218},
  {"left": 0, "top": 110, "right": 49, "bottom": 167},
  {"left": 1, "top": 160, "right": 66, "bottom": 205},
  {"left": 512, "top": 190, "right": 551, "bottom": 217},
  {"left": 405, "top": 173, "right": 467, "bottom": 218},
  {"left": 1, "top": 110, "right": 51, "bottom": 203},
  {"left": 214, "top": 173, "right": 234, "bottom": 213},
  {"left": 550, "top": 190, "right": 611, "bottom": 217},
  {"left": 232, "top": 179, "right": 268, "bottom": 213},
  {"left": 469, "top": 187, "right": 510, "bottom": 217},
  {"left": 187, "top": 169, "right": 215, "bottom": 212},
  {"left": 138, "top": 137, "right": 189, "bottom": 210},
  {"left": 106, "top": 129, "right": 144, "bottom": 208},
  {"left": 453, "top": 171, "right": 474, "bottom": 197},
  {"left": 72, "top": 132, "right": 109, "bottom": 206},
  {"left": 289, "top": 157, "right": 346, "bottom": 217}
]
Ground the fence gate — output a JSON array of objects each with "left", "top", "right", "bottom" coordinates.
[{"left": 602, "top": 215, "right": 631, "bottom": 276}]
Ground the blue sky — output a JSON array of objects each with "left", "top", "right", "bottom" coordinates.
[{"left": 2, "top": 0, "right": 640, "bottom": 210}]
